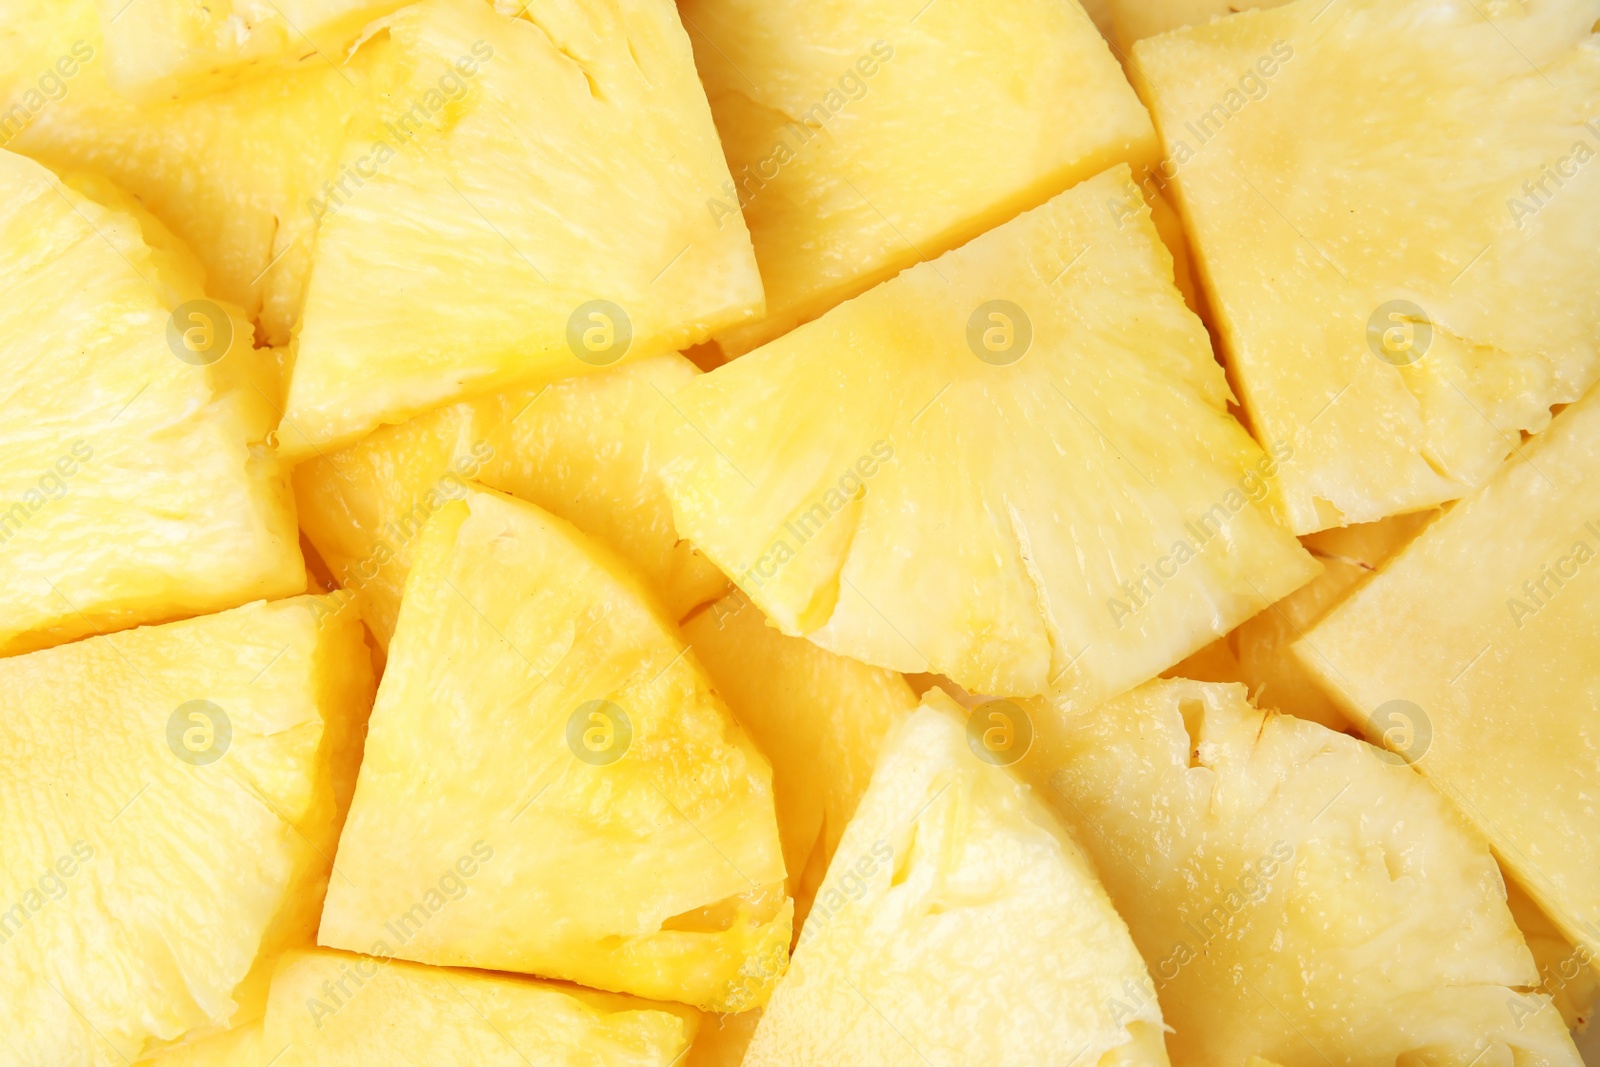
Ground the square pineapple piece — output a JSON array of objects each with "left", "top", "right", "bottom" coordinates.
[
  {"left": 1297, "top": 380, "right": 1600, "bottom": 973},
  {"left": 319, "top": 485, "right": 789, "bottom": 1011},
  {"left": 0, "top": 596, "right": 374, "bottom": 1067},
  {"left": 680, "top": 0, "right": 1157, "bottom": 354},
  {"left": 0, "top": 149, "right": 303, "bottom": 655},
  {"left": 1133, "top": 0, "right": 1600, "bottom": 531},
  {"left": 659, "top": 164, "right": 1317, "bottom": 704}
]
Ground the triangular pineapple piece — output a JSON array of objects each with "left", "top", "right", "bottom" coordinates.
[
  {"left": 682, "top": 589, "right": 917, "bottom": 926},
  {"left": 0, "top": 595, "right": 374, "bottom": 1066},
  {"left": 1506, "top": 879, "right": 1600, "bottom": 1033},
  {"left": 319, "top": 485, "right": 789, "bottom": 1010},
  {"left": 0, "top": 149, "right": 302, "bottom": 655},
  {"left": 1132, "top": 0, "right": 1600, "bottom": 532},
  {"left": 280, "top": 0, "right": 762, "bottom": 457},
  {"left": 261, "top": 949, "right": 697, "bottom": 1066},
  {"left": 1033, "top": 677, "right": 1580, "bottom": 1065},
  {"left": 744, "top": 689, "right": 1169, "bottom": 1067},
  {"left": 135, "top": 1023, "right": 263, "bottom": 1067},
  {"left": 657, "top": 164, "right": 1317, "bottom": 703},
  {"left": 294, "top": 355, "right": 729, "bottom": 649},
  {"left": 1296, "top": 380, "right": 1600, "bottom": 976},
  {"left": 680, "top": 0, "right": 1156, "bottom": 355}
]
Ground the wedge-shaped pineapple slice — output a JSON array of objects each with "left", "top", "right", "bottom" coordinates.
[
  {"left": 658, "top": 165, "right": 1317, "bottom": 703},
  {"left": 0, "top": 595, "right": 374, "bottom": 1067},
  {"left": 295, "top": 355, "right": 728, "bottom": 649},
  {"left": 260, "top": 949, "right": 697, "bottom": 1066},
  {"left": 680, "top": 0, "right": 1156, "bottom": 355},
  {"left": 1133, "top": 0, "right": 1600, "bottom": 532},
  {"left": 683, "top": 589, "right": 916, "bottom": 926},
  {"left": 0, "top": 149, "right": 302, "bottom": 655},
  {"left": 1034, "top": 677, "right": 1580, "bottom": 1066},
  {"left": 1296, "top": 382, "right": 1600, "bottom": 974},
  {"left": 281, "top": 0, "right": 762, "bottom": 457},
  {"left": 1507, "top": 879, "right": 1600, "bottom": 1033},
  {"left": 744, "top": 690, "right": 1168, "bottom": 1067},
  {"left": 95, "top": 0, "right": 407, "bottom": 101},
  {"left": 319, "top": 485, "right": 789, "bottom": 1010},
  {"left": 1104, "top": 0, "right": 1286, "bottom": 50},
  {"left": 136, "top": 1023, "right": 263, "bottom": 1067}
]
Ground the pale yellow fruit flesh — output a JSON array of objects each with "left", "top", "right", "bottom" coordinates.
[
  {"left": 280, "top": 0, "right": 762, "bottom": 457},
  {"left": 1132, "top": 0, "right": 1600, "bottom": 532},
  {"left": 294, "top": 355, "right": 729, "bottom": 649},
  {"left": 1507, "top": 878, "right": 1600, "bottom": 1033},
  {"left": 1029, "top": 677, "right": 1579, "bottom": 1066},
  {"left": 0, "top": 147, "right": 303, "bottom": 656},
  {"left": 1296, "top": 380, "right": 1600, "bottom": 973},
  {"left": 135, "top": 1023, "right": 263, "bottom": 1067},
  {"left": 658, "top": 164, "right": 1317, "bottom": 704},
  {"left": 0, "top": 595, "right": 374, "bottom": 1067},
  {"left": 1106, "top": 0, "right": 1287, "bottom": 51},
  {"left": 319, "top": 486, "right": 789, "bottom": 1011},
  {"left": 681, "top": 0, "right": 1157, "bottom": 355},
  {"left": 744, "top": 691, "right": 1168, "bottom": 1067}
]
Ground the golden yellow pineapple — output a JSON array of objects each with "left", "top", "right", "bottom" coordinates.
[
  {"left": 1507, "top": 879, "right": 1600, "bottom": 1033},
  {"left": 686, "top": 1010, "right": 763, "bottom": 1067},
  {"left": 280, "top": 0, "right": 762, "bottom": 457},
  {"left": 680, "top": 0, "right": 1157, "bottom": 355},
  {"left": 319, "top": 485, "right": 789, "bottom": 1010},
  {"left": 261, "top": 949, "right": 697, "bottom": 1066},
  {"left": 1104, "top": 0, "right": 1286, "bottom": 50},
  {"left": 0, "top": 148, "right": 302, "bottom": 655},
  {"left": 683, "top": 589, "right": 916, "bottom": 925},
  {"left": 1132, "top": 0, "right": 1600, "bottom": 532},
  {"left": 744, "top": 689, "right": 1169, "bottom": 1067},
  {"left": 1033, "top": 677, "right": 1579, "bottom": 1065},
  {"left": 1296, "top": 381, "right": 1600, "bottom": 973},
  {"left": 295, "top": 354, "right": 729, "bottom": 649},
  {"left": 0, "top": 595, "right": 374, "bottom": 1066},
  {"left": 135, "top": 1023, "right": 262, "bottom": 1067},
  {"left": 658, "top": 165, "right": 1317, "bottom": 704}
]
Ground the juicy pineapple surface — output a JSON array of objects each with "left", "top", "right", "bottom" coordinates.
[
  {"left": 1106, "top": 0, "right": 1287, "bottom": 49},
  {"left": 744, "top": 690, "right": 1168, "bottom": 1067},
  {"left": 319, "top": 485, "right": 789, "bottom": 1010},
  {"left": 658, "top": 164, "right": 1317, "bottom": 704},
  {"left": 261, "top": 949, "right": 697, "bottom": 1066},
  {"left": 679, "top": 0, "right": 1157, "bottom": 355},
  {"left": 1297, "top": 381, "right": 1600, "bottom": 972},
  {"left": 0, "top": 148, "right": 303, "bottom": 656},
  {"left": 295, "top": 355, "right": 728, "bottom": 649},
  {"left": 0, "top": 595, "right": 374, "bottom": 1067},
  {"left": 1032, "top": 677, "right": 1579, "bottom": 1066},
  {"left": 1507, "top": 880, "right": 1600, "bottom": 1033},
  {"left": 682, "top": 589, "right": 917, "bottom": 926},
  {"left": 281, "top": 0, "right": 762, "bottom": 457},
  {"left": 1133, "top": 0, "right": 1600, "bottom": 532},
  {"left": 134, "top": 1023, "right": 262, "bottom": 1067}
]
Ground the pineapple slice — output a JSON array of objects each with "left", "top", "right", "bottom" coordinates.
[
  {"left": 686, "top": 1010, "right": 762, "bottom": 1067},
  {"left": 682, "top": 589, "right": 917, "bottom": 926},
  {"left": 95, "top": 0, "right": 407, "bottom": 101},
  {"left": 680, "top": 0, "right": 1157, "bottom": 355},
  {"left": 743, "top": 690, "right": 1168, "bottom": 1067},
  {"left": 658, "top": 164, "right": 1317, "bottom": 703},
  {"left": 319, "top": 485, "right": 789, "bottom": 1010},
  {"left": 1508, "top": 879, "right": 1600, "bottom": 1033},
  {"left": 281, "top": 0, "right": 762, "bottom": 457},
  {"left": 1033, "top": 677, "right": 1580, "bottom": 1065},
  {"left": 1295, "top": 381, "right": 1600, "bottom": 973},
  {"left": 260, "top": 949, "right": 696, "bottom": 1066},
  {"left": 295, "top": 355, "right": 729, "bottom": 649},
  {"left": 0, "top": 148, "right": 302, "bottom": 655},
  {"left": 1132, "top": 0, "right": 1600, "bottom": 532},
  {"left": 0, "top": 595, "right": 374, "bottom": 1066},
  {"left": 135, "top": 1024, "right": 263, "bottom": 1067},
  {"left": 1104, "top": 0, "right": 1287, "bottom": 50}
]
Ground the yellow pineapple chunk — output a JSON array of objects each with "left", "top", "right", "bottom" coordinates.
[
  {"left": 319, "top": 485, "right": 789, "bottom": 1010},
  {"left": 281, "top": 0, "right": 761, "bottom": 457},
  {"left": 260, "top": 948, "right": 696, "bottom": 1066},
  {"left": 1105, "top": 0, "right": 1286, "bottom": 50},
  {"left": 1296, "top": 381, "right": 1600, "bottom": 973},
  {"left": 95, "top": 0, "right": 407, "bottom": 101},
  {"left": 0, "top": 148, "right": 302, "bottom": 655},
  {"left": 686, "top": 1010, "right": 762, "bottom": 1067},
  {"left": 295, "top": 355, "right": 728, "bottom": 649},
  {"left": 658, "top": 165, "right": 1317, "bottom": 704},
  {"left": 0, "top": 595, "right": 374, "bottom": 1066},
  {"left": 744, "top": 690, "right": 1168, "bottom": 1067},
  {"left": 1132, "top": 0, "right": 1600, "bottom": 532},
  {"left": 1033, "top": 677, "right": 1579, "bottom": 1065},
  {"left": 136, "top": 1023, "right": 262, "bottom": 1067},
  {"left": 680, "top": 0, "right": 1157, "bottom": 355},
  {"left": 1507, "top": 879, "right": 1600, "bottom": 1033},
  {"left": 683, "top": 589, "right": 916, "bottom": 925}
]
